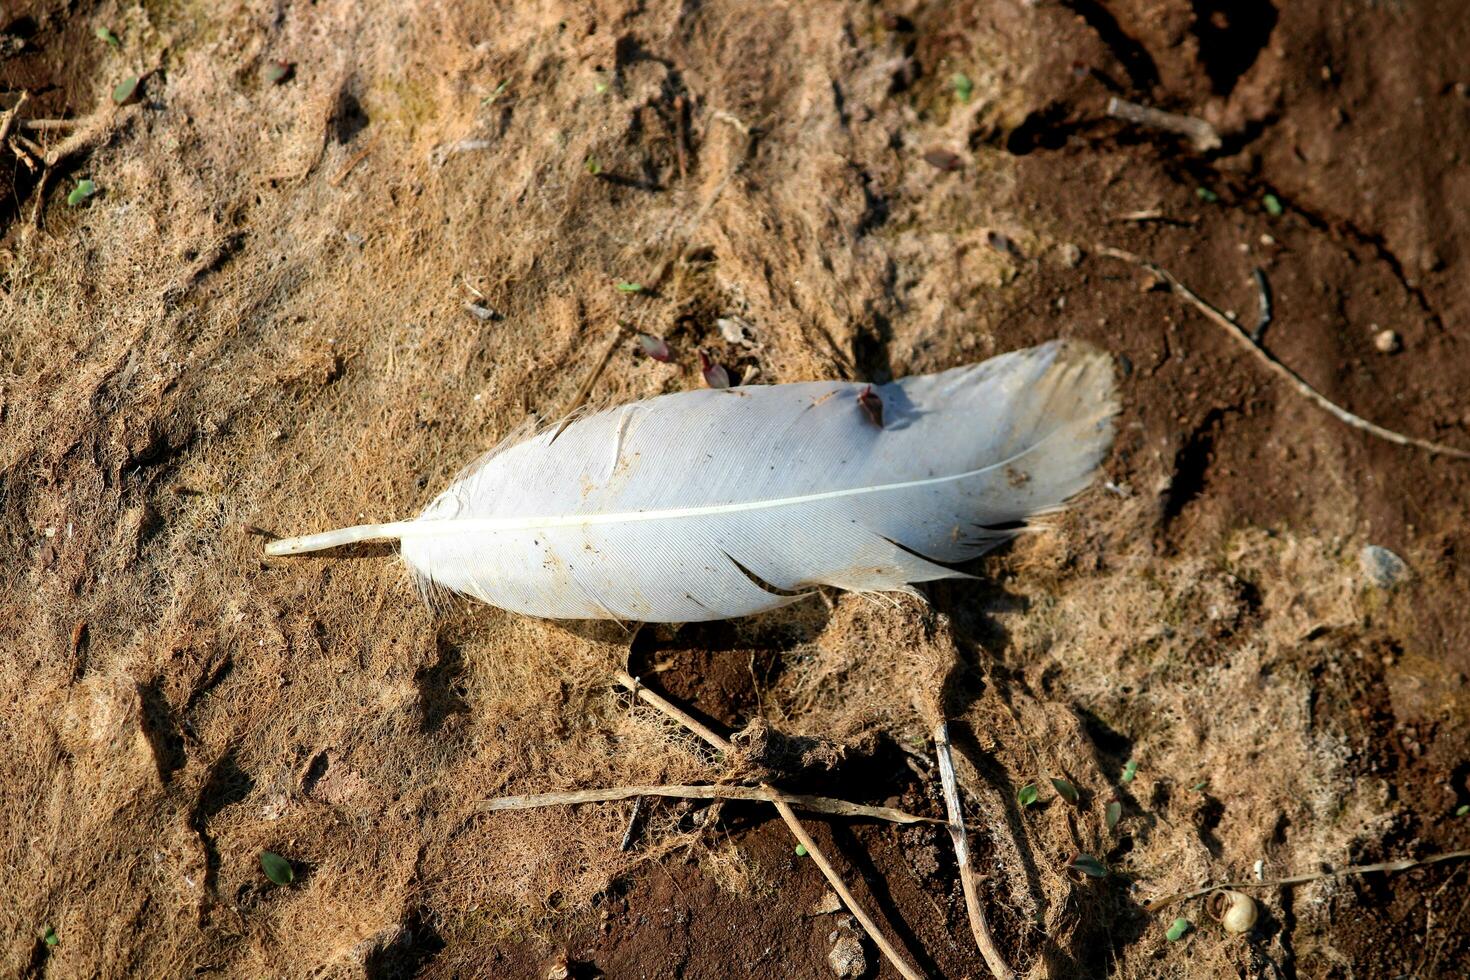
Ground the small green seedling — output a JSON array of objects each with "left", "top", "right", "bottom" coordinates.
[
  {"left": 112, "top": 76, "right": 139, "bottom": 105},
  {"left": 265, "top": 61, "right": 293, "bottom": 85},
  {"left": 96, "top": 26, "right": 120, "bottom": 47},
  {"left": 1017, "top": 783, "right": 1038, "bottom": 808},
  {"left": 1051, "top": 777, "right": 1079, "bottom": 805},
  {"left": 1105, "top": 801, "right": 1122, "bottom": 830},
  {"left": 615, "top": 281, "right": 644, "bottom": 294},
  {"left": 952, "top": 72, "right": 973, "bottom": 104},
  {"left": 67, "top": 180, "right": 97, "bottom": 206},
  {"left": 1195, "top": 187, "right": 1220, "bottom": 204},
  {"left": 585, "top": 157, "right": 603, "bottom": 176},
  {"left": 1068, "top": 853, "right": 1108, "bottom": 878},
  {"left": 1457, "top": 804, "right": 1469, "bottom": 817},
  {"left": 43, "top": 927, "right": 59, "bottom": 948},
  {"left": 1121, "top": 760, "right": 1138, "bottom": 784},
  {"left": 1190, "top": 780, "right": 1208, "bottom": 793},
  {"left": 1165, "top": 917, "right": 1191, "bottom": 941},
  {"left": 259, "top": 850, "right": 294, "bottom": 886},
  {"left": 794, "top": 844, "right": 808, "bottom": 857},
  {"left": 481, "top": 80, "right": 509, "bottom": 105},
  {"left": 1263, "top": 193, "right": 1284, "bottom": 217}
]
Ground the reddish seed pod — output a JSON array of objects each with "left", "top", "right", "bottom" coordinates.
[
  {"left": 637, "top": 333, "right": 672, "bottom": 362},
  {"left": 699, "top": 350, "right": 731, "bottom": 389},
  {"left": 858, "top": 384, "right": 883, "bottom": 427}
]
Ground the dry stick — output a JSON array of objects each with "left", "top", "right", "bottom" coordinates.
[
  {"left": 763, "top": 787, "right": 927, "bottom": 980},
  {"left": 1097, "top": 245, "right": 1470, "bottom": 461},
  {"left": 614, "top": 670, "right": 733, "bottom": 753},
  {"left": 20, "top": 117, "right": 80, "bottom": 132},
  {"left": 0, "top": 90, "right": 30, "bottom": 148},
  {"left": 1105, "top": 96, "right": 1221, "bottom": 152},
  {"left": 558, "top": 322, "right": 630, "bottom": 425},
  {"left": 1144, "top": 848, "right": 1470, "bottom": 912},
  {"left": 612, "top": 672, "right": 929, "bottom": 980},
  {"left": 478, "top": 783, "right": 942, "bottom": 825},
  {"left": 934, "top": 723, "right": 1017, "bottom": 980}
]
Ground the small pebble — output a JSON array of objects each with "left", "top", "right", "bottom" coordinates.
[
  {"left": 1359, "top": 545, "right": 1409, "bottom": 588},
  {"left": 827, "top": 917, "right": 866, "bottom": 978},
  {"left": 1055, "top": 242, "right": 1083, "bottom": 268},
  {"left": 1374, "top": 329, "right": 1401, "bottom": 353}
]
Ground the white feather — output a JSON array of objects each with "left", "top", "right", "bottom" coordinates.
[{"left": 267, "top": 340, "right": 1117, "bottom": 622}]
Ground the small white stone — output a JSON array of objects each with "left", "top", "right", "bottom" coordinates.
[
  {"left": 1374, "top": 329, "right": 1401, "bottom": 353},
  {"left": 1359, "top": 545, "right": 1409, "bottom": 588}
]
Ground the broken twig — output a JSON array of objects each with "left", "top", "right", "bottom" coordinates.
[
  {"left": 611, "top": 671, "right": 929, "bottom": 979},
  {"left": 763, "top": 786, "right": 928, "bottom": 980},
  {"left": 0, "top": 90, "right": 30, "bottom": 148},
  {"left": 619, "top": 796, "right": 646, "bottom": 851},
  {"left": 1105, "top": 96, "right": 1221, "bottom": 152},
  {"left": 1145, "top": 848, "right": 1470, "bottom": 912},
  {"left": 615, "top": 670, "right": 732, "bottom": 753},
  {"left": 935, "top": 722, "right": 1016, "bottom": 980},
  {"left": 1098, "top": 245, "right": 1470, "bottom": 460},
  {"left": 478, "top": 783, "right": 943, "bottom": 825},
  {"left": 1250, "top": 267, "right": 1273, "bottom": 343}
]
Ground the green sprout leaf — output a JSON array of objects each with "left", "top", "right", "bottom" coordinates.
[
  {"left": 481, "top": 79, "right": 509, "bottom": 105},
  {"left": 1051, "top": 777, "right": 1080, "bottom": 805},
  {"left": 96, "top": 26, "right": 121, "bottom": 47},
  {"left": 1068, "top": 853, "right": 1108, "bottom": 878},
  {"left": 1195, "top": 187, "right": 1220, "bottom": 204},
  {"left": 1105, "top": 801, "right": 1122, "bottom": 830},
  {"left": 1263, "top": 193, "right": 1283, "bottom": 217},
  {"left": 259, "top": 850, "right": 294, "bottom": 886},
  {"left": 265, "top": 61, "right": 293, "bottom": 85},
  {"left": 1121, "top": 760, "right": 1138, "bottom": 784},
  {"left": 951, "top": 72, "right": 973, "bottom": 104},
  {"left": 794, "top": 844, "right": 808, "bottom": 857},
  {"left": 67, "top": 180, "right": 96, "bottom": 207},
  {"left": 1017, "top": 783, "right": 1039, "bottom": 808},
  {"left": 1457, "top": 804, "right": 1469, "bottom": 817},
  {"left": 112, "top": 76, "right": 139, "bottom": 105},
  {"left": 1165, "top": 917, "right": 1191, "bottom": 941},
  {"left": 43, "top": 926, "right": 59, "bottom": 947},
  {"left": 584, "top": 157, "right": 603, "bottom": 176},
  {"left": 615, "top": 281, "right": 644, "bottom": 294},
  {"left": 1190, "top": 780, "right": 1208, "bottom": 793}
]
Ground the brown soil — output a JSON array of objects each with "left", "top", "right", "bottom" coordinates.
[{"left": 3, "top": 1, "right": 1469, "bottom": 978}]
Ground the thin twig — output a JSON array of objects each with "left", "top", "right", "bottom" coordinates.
[
  {"left": 1144, "top": 848, "right": 1470, "bottom": 912},
  {"left": 762, "top": 786, "right": 928, "bottom": 980},
  {"left": 1250, "top": 267, "right": 1273, "bottom": 343},
  {"left": 614, "top": 670, "right": 732, "bottom": 753},
  {"left": 1098, "top": 245, "right": 1470, "bottom": 460},
  {"left": 0, "top": 90, "right": 30, "bottom": 147},
  {"left": 934, "top": 723, "right": 1016, "bottom": 980},
  {"left": 1105, "top": 96, "right": 1221, "bottom": 152},
  {"left": 329, "top": 134, "right": 378, "bottom": 186},
  {"left": 1111, "top": 209, "right": 1198, "bottom": 226},
  {"left": 620, "top": 796, "right": 646, "bottom": 851},
  {"left": 477, "top": 783, "right": 943, "bottom": 825},
  {"left": 20, "top": 117, "right": 80, "bottom": 132},
  {"left": 612, "top": 671, "right": 929, "bottom": 978}
]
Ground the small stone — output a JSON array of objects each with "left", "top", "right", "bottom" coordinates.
[
  {"left": 1055, "top": 242, "right": 1083, "bottom": 268},
  {"left": 1374, "top": 329, "right": 1401, "bottom": 353},
  {"left": 827, "top": 917, "right": 866, "bottom": 978},
  {"left": 1359, "top": 545, "right": 1409, "bottom": 588},
  {"left": 809, "top": 890, "right": 842, "bottom": 916}
]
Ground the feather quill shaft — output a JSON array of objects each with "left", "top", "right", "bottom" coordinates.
[{"left": 267, "top": 340, "right": 1117, "bottom": 622}]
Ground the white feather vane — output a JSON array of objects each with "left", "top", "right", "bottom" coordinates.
[{"left": 266, "top": 340, "right": 1117, "bottom": 622}]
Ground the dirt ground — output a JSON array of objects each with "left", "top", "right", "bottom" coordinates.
[{"left": 4, "top": 1, "right": 1469, "bottom": 977}]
